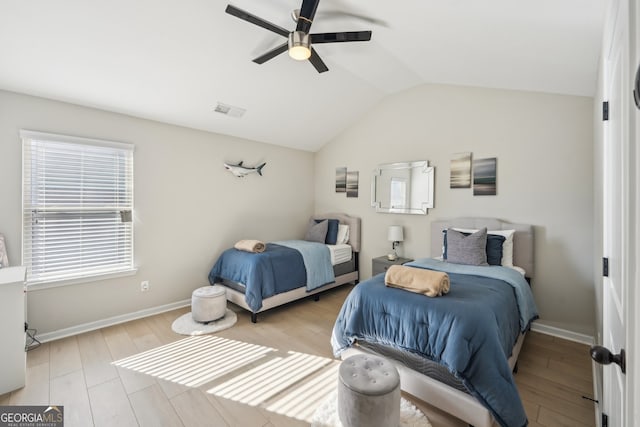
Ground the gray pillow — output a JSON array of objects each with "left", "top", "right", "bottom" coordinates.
[
  {"left": 305, "top": 219, "right": 328, "bottom": 243},
  {"left": 446, "top": 227, "right": 489, "bottom": 266}
]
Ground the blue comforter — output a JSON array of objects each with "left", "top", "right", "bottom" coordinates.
[
  {"left": 207, "top": 241, "right": 335, "bottom": 312},
  {"left": 208, "top": 243, "right": 306, "bottom": 312},
  {"left": 331, "top": 259, "right": 538, "bottom": 427}
]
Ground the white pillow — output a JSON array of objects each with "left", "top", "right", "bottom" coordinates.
[
  {"left": 491, "top": 229, "right": 515, "bottom": 267},
  {"left": 451, "top": 228, "right": 516, "bottom": 267},
  {"left": 336, "top": 224, "right": 350, "bottom": 245}
]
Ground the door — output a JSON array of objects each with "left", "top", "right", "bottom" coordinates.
[{"left": 601, "top": 0, "right": 629, "bottom": 424}]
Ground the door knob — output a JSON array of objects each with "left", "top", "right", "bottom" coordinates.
[{"left": 590, "top": 345, "right": 626, "bottom": 374}]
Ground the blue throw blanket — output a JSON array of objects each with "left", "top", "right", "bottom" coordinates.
[
  {"left": 332, "top": 260, "right": 538, "bottom": 427},
  {"left": 275, "top": 240, "right": 335, "bottom": 291}
]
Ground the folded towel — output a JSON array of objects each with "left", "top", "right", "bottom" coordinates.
[
  {"left": 234, "top": 239, "right": 266, "bottom": 253},
  {"left": 384, "top": 265, "right": 450, "bottom": 297}
]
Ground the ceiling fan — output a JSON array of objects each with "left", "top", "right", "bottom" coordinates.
[{"left": 225, "top": 0, "right": 372, "bottom": 73}]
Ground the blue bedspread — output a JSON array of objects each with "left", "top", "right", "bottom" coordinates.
[
  {"left": 207, "top": 243, "right": 306, "bottom": 312},
  {"left": 331, "top": 260, "right": 538, "bottom": 427},
  {"left": 406, "top": 258, "right": 538, "bottom": 333},
  {"left": 275, "top": 240, "right": 335, "bottom": 291}
]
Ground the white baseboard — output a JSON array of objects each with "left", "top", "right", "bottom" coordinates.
[
  {"left": 35, "top": 299, "right": 191, "bottom": 343},
  {"left": 530, "top": 321, "right": 595, "bottom": 345}
]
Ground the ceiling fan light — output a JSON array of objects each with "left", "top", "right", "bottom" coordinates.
[{"left": 288, "top": 31, "right": 311, "bottom": 60}]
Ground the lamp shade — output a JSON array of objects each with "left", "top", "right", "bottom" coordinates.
[{"left": 388, "top": 225, "right": 404, "bottom": 242}]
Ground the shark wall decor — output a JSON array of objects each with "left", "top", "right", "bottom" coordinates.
[{"left": 224, "top": 161, "right": 266, "bottom": 178}]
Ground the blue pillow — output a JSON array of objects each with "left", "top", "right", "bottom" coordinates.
[
  {"left": 316, "top": 219, "right": 339, "bottom": 245},
  {"left": 485, "top": 234, "right": 506, "bottom": 265},
  {"left": 443, "top": 230, "right": 505, "bottom": 266}
]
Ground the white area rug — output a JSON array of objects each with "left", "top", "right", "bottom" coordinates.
[
  {"left": 311, "top": 390, "right": 432, "bottom": 427},
  {"left": 171, "top": 309, "right": 237, "bottom": 335}
]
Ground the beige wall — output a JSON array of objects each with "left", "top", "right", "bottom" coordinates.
[
  {"left": 315, "top": 84, "right": 596, "bottom": 336},
  {"left": 0, "top": 85, "right": 597, "bottom": 337},
  {"left": 0, "top": 90, "right": 314, "bottom": 334}
]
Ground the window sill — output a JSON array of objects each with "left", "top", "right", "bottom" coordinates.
[{"left": 26, "top": 268, "right": 138, "bottom": 291}]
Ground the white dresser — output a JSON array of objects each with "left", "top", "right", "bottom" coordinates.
[{"left": 0, "top": 266, "right": 26, "bottom": 394}]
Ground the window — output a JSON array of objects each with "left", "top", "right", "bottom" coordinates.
[
  {"left": 21, "top": 130, "right": 134, "bottom": 285},
  {"left": 389, "top": 177, "right": 407, "bottom": 210}
]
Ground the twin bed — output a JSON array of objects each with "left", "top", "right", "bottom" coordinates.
[
  {"left": 208, "top": 213, "right": 360, "bottom": 323},
  {"left": 207, "top": 216, "right": 537, "bottom": 427},
  {"left": 333, "top": 218, "right": 537, "bottom": 427}
]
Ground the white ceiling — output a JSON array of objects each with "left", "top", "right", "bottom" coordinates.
[{"left": 0, "top": 0, "right": 607, "bottom": 152}]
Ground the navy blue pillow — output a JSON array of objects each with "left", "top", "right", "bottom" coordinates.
[
  {"left": 316, "top": 219, "right": 339, "bottom": 245},
  {"left": 443, "top": 230, "right": 505, "bottom": 266},
  {"left": 485, "top": 234, "right": 506, "bottom": 265}
]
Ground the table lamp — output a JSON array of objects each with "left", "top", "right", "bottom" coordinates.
[{"left": 387, "top": 226, "right": 404, "bottom": 261}]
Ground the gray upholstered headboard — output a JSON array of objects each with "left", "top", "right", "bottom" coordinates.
[
  {"left": 430, "top": 218, "right": 534, "bottom": 278},
  {"left": 312, "top": 213, "right": 361, "bottom": 253}
]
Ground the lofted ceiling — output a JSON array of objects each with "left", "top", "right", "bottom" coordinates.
[{"left": 0, "top": 0, "right": 607, "bottom": 152}]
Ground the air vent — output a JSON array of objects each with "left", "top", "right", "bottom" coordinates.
[{"left": 214, "top": 102, "right": 246, "bottom": 118}]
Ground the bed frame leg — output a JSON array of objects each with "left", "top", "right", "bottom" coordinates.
[
  {"left": 513, "top": 362, "right": 519, "bottom": 374},
  {"left": 314, "top": 294, "right": 320, "bottom": 302},
  {"left": 251, "top": 313, "right": 257, "bottom": 323}
]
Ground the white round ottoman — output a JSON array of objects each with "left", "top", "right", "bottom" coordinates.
[
  {"left": 338, "top": 354, "right": 401, "bottom": 427},
  {"left": 191, "top": 285, "right": 227, "bottom": 323}
]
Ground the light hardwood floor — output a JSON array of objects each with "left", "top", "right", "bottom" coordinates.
[{"left": 1, "top": 285, "right": 595, "bottom": 427}]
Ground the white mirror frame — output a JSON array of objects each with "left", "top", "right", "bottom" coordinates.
[{"left": 371, "top": 161, "right": 435, "bottom": 215}]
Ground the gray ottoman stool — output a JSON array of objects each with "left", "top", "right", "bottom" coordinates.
[
  {"left": 191, "top": 285, "right": 226, "bottom": 323},
  {"left": 338, "top": 354, "right": 401, "bottom": 427}
]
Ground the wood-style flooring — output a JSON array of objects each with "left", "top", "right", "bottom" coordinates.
[{"left": 0, "top": 285, "right": 595, "bottom": 427}]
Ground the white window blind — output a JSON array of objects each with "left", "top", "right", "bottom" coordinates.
[{"left": 21, "top": 130, "right": 134, "bottom": 284}]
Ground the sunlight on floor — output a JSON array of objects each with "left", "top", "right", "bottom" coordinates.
[
  {"left": 265, "top": 362, "right": 340, "bottom": 422},
  {"left": 207, "top": 351, "right": 332, "bottom": 405},
  {"left": 112, "top": 335, "right": 275, "bottom": 387},
  {"left": 113, "top": 335, "right": 342, "bottom": 423}
]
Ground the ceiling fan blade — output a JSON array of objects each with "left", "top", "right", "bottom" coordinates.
[
  {"left": 308, "top": 48, "right": 328, "bottom": 73},
  {"left": 226, "top": 4, "right": 289, "bottom": 37},
  {"left": 317, "top": 10, "right": 387, "bottom": 27},
  {"left": 252, "top": 42, "right": 289, "bottom": 64},
  {"left": 311, "top": 31, "right": 372, "bottom": 44},
  {"left": 296, "top": 0, "right": 320, "bottom": 33}
]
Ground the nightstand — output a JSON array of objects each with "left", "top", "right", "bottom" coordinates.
[{"left": 372, "top": 256, "right": 414, "bottom": 276}]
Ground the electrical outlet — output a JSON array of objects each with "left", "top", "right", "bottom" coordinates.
[{"left": 141, "top": 280, "right": 150, "bottom": 292}]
